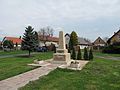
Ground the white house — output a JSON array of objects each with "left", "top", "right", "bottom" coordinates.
[
  {"left": 38, "top": 36, "right": 59, "bottom": 47},
  {"left": 2, "top": 37, "right": 22, "bottom": 49},
  {"left": 65, "top": 33, "right": 91, "bottom": 49}
]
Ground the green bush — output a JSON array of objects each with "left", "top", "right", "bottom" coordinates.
[
  {"left": 69, "top": 31, "right": 78, "bottom": 50},
  {"left": 89, "top": 48, "right": 93, "bottom": 60},
  {"left": 71, "top": 47, "right": 76, "bottom": 60},
  {"left": 22, "top": 26, "right": 39, "bottom": 56},
  {"left": 68, "top": 48, "right": 71, "bottom": 53},
  {"left": 3, "top": 40, "right": 14, "bottom": 49},
  {"left": 77, "top": 47, "right": 82, "bottom": 60},
  {"left": 52, "top": 45, "right": 56, "bottom": 53},
  {"left": 83, "top": 47, "right": 88, "bottom": 60},
  {"left": 102, "top": 42, "right": 120, "bottom": 54}
]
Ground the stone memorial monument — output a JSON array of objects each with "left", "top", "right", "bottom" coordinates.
[
  {"left": 53, "top": 31, "right": 71, "bottom": 65},
  {"left": 29, "top": 30, "right": 84, "bottom": 70}
]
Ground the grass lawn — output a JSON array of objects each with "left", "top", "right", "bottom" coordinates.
[
  {"left": 20, "top": 58, "right": 120, "bottom": 90},
  {"left": 0, "top": 52, "right": 53, "bottom": 81},
  {"left": 0, "top": 50, "right": 28, "bottom": 56},
  {"left": 94, "top": 51, "right": 120, "bottom": 57}
]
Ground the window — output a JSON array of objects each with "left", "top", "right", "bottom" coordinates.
[{"left": 99, "top": 40, "right": 100, "bottom": 42}]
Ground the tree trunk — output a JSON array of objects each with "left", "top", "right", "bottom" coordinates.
[{"left": 29, "top": 50, "right": 31, "bottom": 57}]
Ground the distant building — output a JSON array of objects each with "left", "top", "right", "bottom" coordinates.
[
  {"left": 38, "top": 36, "right": 59, "bottom": 47},
  {"left": 107, "top": 30, "right": 120, "bottom": 45},
  {"left": 93, "top": 37, "right": 106, "bottom": 50},
  {"left": 78, "top": 37, "right": 91, "bottom": 49},
  {"left": 65, "top": 33, "right": 70, "bottom": 49},
  {"left": 2, "top": 37, "right": 22, "bottom": 49},
  {"left": 65, "top": 33, "right": 91, "bottom": 49},
  {"left": 93, "top": 37, "right": 106, "bottom": 46}
]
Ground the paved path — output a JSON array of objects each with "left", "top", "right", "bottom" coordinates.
[
  {"left": 0, "top": 63, "right": 60, "bottom": 90},
  {"left": 0, "top": 60, "right": 89, "bottom": 90},
  {"left": 95, "top": 55, "right": 120, "bottom": 60}
]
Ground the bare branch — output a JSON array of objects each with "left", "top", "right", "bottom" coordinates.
[{"left": 38, "top": 26, "right": 54, "bottom": 46}]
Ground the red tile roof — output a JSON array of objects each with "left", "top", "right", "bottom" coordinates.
[
  {"left": 5, "top": 37, "right": 22, "bottom": 44},
  {"left": 39, "top": 36, "right": 59, "bottom": 42},
  {"left": 47, "top": 37, "right": 59, "bottom": 42}
]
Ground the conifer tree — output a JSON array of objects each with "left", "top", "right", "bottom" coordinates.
[
  {"left": 84, "top": 47, "right": 88, "bottom": 60},
  {"left": 53, "top": 44, "right": 56, "bottom": 53},
  {"left": 71, "top": 47, "right": 76, "bottom": 60},
  {"left": 69, "top": 31, "right": 78, "bottom": 50},
  {"left": 89, "top": 48, "right": 94, "bottom": 60},
  {"left": 3, "top": 40, "right": 14, "bottom": 50},
  {"left": 77, "top": 47, "right": 82, "bottom": 60},
  {"left": 34, "top": 31, "right": 39, "bottom": 48},
  {"left": 68, "top": 48, "right": 71, "bottom": 53},
  {"left": 22, "top": 26, "right": 38, "bottom": 56}
]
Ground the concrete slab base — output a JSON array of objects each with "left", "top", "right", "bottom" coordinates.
[{"left": 29, "top": 59, "right": 89, "bottom": 71}]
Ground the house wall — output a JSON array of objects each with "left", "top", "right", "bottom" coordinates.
[
  {"left": 39, "top": 41, "right": 58, "bottom": 47},
  {"left": 2, "top": 37, "right": 22, "bottom": 49},
  {"left": 65, "top": 35, "right": 70, "bottom": 45},
  {"left": 94, "top": 38, "right": 106, "bottom": 46},
  {"left": 65, "top": 35, "right": 91, "bottom": 49},
  {"left": 39, "top": 41, "right": 45, "bottom": 47},
  {"left": 80, "top": 45, "right": 88, "bottom": 49},
  {"left": 94, "top": 44, "right": 105, "bottom": 46},
  {"left": 14, "top": 45, "right": 21, "bottom": 50},
  {"left": 65, "top": 35, "right": 70, "bottom": 48},
  {"left": 13, "top": 45, "right": 21, "bottom": 47},
  {"left": 110, "top": 32, "right": 120, "bottom": 44},
  {"left": 78, "top": 45, "right": 90, "bottom": 49}
]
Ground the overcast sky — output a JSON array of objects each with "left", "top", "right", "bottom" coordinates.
[{"left": 0, "top": 0, "right": 120, "bottom": 41}]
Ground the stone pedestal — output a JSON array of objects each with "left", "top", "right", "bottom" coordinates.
[
  {"left": 53, "top": 52, "right": 71, "bottom": 65},
  {"left": 53, "top": 31, "right": 71, "bottom": 65}
]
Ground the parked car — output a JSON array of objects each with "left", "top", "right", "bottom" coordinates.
[
  {"left": 42, "top": 46, "right": 48, "bottom": 52},
  {"left": 36, "top": 47, "right": 43, "bottom": 52},
  {"left": 36, "top": 46, "right": 48, "bottom": 52}
]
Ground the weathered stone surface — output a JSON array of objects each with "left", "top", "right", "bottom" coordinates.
[
  {"left": 70, "top": 62, "right": 80, "bottom": 68},
  {"left": 53, "top": 31, "right": 71, "bottom": 65},
  {"left": 58, "top": 31, "right": 66, "bottom": 49},
  {"left": 53, "top": 53, "right": 70, "bottom": 61},
  {"left": 59, "top": 60, "right": 89, "bottom": 70},
  {"left": 56, "top": 49, "right": 68, "bottom": 53}
]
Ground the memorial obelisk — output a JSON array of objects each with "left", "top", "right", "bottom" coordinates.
[{"left": 53, "top": 31, "right": 71, "bottom": 65}]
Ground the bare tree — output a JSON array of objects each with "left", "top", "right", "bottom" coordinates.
[
  {"left": 83, "top": 38, "right": 91, "bottom": 43},
  {"left": 103, "top": 37, "right": 109, "bottom": 43},
  {"left": 38, "top": 26, "right": 54, "bottom": 46},
  {"left": 46, "top": 26, "right": 54, "bottom": 37}
]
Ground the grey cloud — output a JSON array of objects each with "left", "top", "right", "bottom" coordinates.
[{"left": 0, "top": 0, "right": 120, "bottom": 40}]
